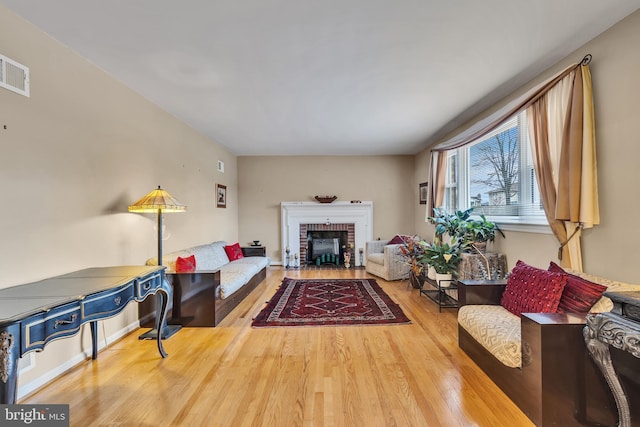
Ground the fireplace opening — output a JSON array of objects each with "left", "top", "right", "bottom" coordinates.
[{"left": 306, "top": 230, "right": 348, "bottom": 265}]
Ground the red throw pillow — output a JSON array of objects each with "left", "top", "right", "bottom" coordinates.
[
  {"left": 388, "top": 234, "right": 412, "bottom": 245},
  {"left": 175, "top": 255, "right": 196, "bottom": 273},
  {"left": 224, "top": 242, "right": 244, "bottom": 261},
  {"left": 548, "top": 262, "right": 607, "bottom": 313},
  {"left": 500, "top": 260, "right": 568, "bottom": 316}
]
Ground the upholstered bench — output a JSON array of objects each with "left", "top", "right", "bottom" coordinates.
[{"left": 457, "top": 261, "right": 640, "bottom": 426}]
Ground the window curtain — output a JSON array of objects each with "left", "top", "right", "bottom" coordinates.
[
  {"left": 426, "top": 55, "right": 598, "bottom": 271},
  {"left": 527, "top": 64, "right": 598, "bottom": 270},
  {"left": 425, "top": 151, "right": 447, "bottom": 220}
]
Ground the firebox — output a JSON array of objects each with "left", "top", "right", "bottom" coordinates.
[{"left": 299, "top": 223, "right": 354, "bottom": 266}]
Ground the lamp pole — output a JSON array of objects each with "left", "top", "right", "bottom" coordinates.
[{"left": 157, "top": 208, "right": 163, "bottom": 266}]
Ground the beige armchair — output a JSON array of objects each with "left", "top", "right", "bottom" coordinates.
[{"left": 365, "top": 239, "right": 410, "bottom": 281}]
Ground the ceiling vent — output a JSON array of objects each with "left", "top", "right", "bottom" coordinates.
[{"left": 0, "top": 54, "right": 30, "bottom": 97}]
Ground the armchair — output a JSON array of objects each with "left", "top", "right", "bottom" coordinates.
[{"left": 365, "top": 239, "right": 410, "bottom": 281}]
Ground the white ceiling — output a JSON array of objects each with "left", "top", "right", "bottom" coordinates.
[{"left": 2, "top": 1, "right": 639, "bottom": 156}]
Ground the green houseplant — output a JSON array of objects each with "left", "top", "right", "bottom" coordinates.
[
  {"left": 427, "top": 207, "right": 473, "bottom": 240},
  {"left": 461, "top": 214, "right": 505, "bottom": 253},
  {"left": 419, "top": 238, "right": 463, "bottom": 286}
]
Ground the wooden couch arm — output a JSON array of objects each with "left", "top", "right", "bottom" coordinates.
[
  {"left": 139, "top": 270, "right": 221, "bottom": 327},
  {"left": 457, "top": 279, "right": 507, "bottom": 306},
  {"left": 519, "top": 312, "right": 616, "bottom": 426}
]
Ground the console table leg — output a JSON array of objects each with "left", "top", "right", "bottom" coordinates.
[
  {"left": 90, "top": 321, "right": 98, "bottom": 360},
  {"left": 155, "top": 284, "right": 170, "bottom": 358},
  {"left": 0, "top": 324, "right": 21, "bottom": 404},
  {"left": 584, "top": 314, "right": 633, "bottom": 427}
]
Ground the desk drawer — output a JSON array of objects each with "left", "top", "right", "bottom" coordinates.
[
  {"left": 83, "top": 284, "right": 135, "bottom": 321},
  {"left": 23, "top": 303, "right": 82, "bottom": 353},
  {"left": 136, "top": 272, "right": 163, "bottom": 300}
]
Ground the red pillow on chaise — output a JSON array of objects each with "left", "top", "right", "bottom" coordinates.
[
  {"left": 548, "top": 261, "right": 607, "bottom": 313},
  {"left": 224, "top": 242, "right": 245, "bottom": 261},
  {"left": 500, "top": 260, "right": 568, "bottom": 316},
  {"left": 175, "top": 255, "right": 196, "bottom": 273}
]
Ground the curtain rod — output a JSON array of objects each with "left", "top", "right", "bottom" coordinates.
[{"left": 580, "top": 54, "right": 592, "bottom": 67}]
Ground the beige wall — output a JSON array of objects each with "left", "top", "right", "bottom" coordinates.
[
  {"left": 0, "top": 7, "right": 238, "bottom": 396},
  {"left": 417, "top": 9, "right": 640, "bottom": 283},
  {"left": 238, "top": 155, "right": 415, "bottom": 262}
]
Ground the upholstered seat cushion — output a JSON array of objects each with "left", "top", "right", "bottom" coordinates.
[
  {"left": 458, "top": 305, "right": 522, "bottom": 368},
  {"left": 367, "top": 253, "right": 384, "bottom": 265}
]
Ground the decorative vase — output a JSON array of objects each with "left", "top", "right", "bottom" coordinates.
[
  {"left": 435, "top": 272, "right": 453, "bottom": 288},
  {"left": 427, "top": 265, "right": 436, "bottom": 280}
]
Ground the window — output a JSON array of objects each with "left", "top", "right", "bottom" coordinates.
[{"left": 443, "top": 112, "right": 547, "bottom": 228}]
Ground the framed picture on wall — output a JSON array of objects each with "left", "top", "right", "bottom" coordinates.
[
  {"left": 419, "top": 182, "right": 428, "bottom": 205},
  {"left": 216, "top": 184, "right": 227, "bottom": 208}
]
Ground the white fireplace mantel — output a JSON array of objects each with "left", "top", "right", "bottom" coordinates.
[{"left": 281, "top": 201, "right": 373, "bottom": 266}]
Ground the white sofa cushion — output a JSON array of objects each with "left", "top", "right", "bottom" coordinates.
[
  {"left": 458, "top": 305, "right": 522, "bottom": 368},
  {"left": 147, "top": 241, "right": 230, "bottom": 271},
  {"left": 367, "top": 253, "right": 384, "bottom": 265},
  {"left": 190, "top": 241, "right": 230, "bottom": 271}
]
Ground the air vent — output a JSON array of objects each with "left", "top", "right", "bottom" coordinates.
[{"left": 0, "top": 54, "right": 30, "bottom": 97}]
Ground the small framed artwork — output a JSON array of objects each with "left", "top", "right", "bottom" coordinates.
[
  {"left": 419, "top": 182, "right": 428, "bottom": 205},
  {"left": 216, "top": 184, "right": 227, "bottom": 208}
]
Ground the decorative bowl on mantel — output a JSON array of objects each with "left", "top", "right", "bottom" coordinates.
[{"left": 314, "top": 195, "right": 337, "bottom": 203}]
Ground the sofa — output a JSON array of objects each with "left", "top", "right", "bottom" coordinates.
[
  {"left": 139, "top": 241, "right": 270, "bottom": 327},
  {"left": 457, "top": 261, "right": 640, "bottom": 426},
  {"left": 365, "top": 236, "right": 413, "bottom": 281}
]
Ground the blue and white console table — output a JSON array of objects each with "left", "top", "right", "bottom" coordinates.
[{"left": 0, "top": 265, "right": 170, "bottom": 404}]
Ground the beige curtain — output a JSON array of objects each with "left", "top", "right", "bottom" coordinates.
[
  {"left": 425, "top": 55, "right": 598, "bottom": 271},
  {"left": 527, "top": 64, "right": 598, "bottom": 271},
  {"left": 426, "top": 151, "right": 447, "bottom": 220}
]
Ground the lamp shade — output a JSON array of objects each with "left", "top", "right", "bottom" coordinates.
[{"left": 128, "top": 186, "right": 187, "bottom": 213}]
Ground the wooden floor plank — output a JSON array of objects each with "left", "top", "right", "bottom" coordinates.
[{"left": 20, "top": 267, "right": 533, "bottom": 426}]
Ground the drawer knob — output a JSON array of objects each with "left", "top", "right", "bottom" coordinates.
[{"left": 54, "top": 314, "right": 77, "bottom": 329}]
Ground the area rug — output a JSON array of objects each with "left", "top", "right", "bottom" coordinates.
[{"left": 251, "top": 278, "right": 411, "bottom": 327}]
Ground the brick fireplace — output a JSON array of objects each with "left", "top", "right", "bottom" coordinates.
[{"left": 281, "top": 201, "right": 373, "bottom": 267}]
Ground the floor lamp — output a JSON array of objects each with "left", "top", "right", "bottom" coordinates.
[{"left": 129, "top": 185, "right": 186, "bottom": 340}]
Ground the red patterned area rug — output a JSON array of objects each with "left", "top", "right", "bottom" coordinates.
[{"left": 252, "top": 278, "right": 411, "bottom": 327}]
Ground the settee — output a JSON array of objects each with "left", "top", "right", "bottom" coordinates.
[
  {"left": 365, "top": 237, "right": 413, "bottom": 281},
  {"left": 457, "top": 261, "right": 640, "bottom": 426},
  {"left": 139, "top": 241, "right": 270, "bottom": 327}
]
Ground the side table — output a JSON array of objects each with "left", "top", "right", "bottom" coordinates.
[
  {"left": 242, "top": 246, "right": 266, "bottom": 257},
  {"left": 584, "top": 291, "right": 640, "bottom": 427},
  {"left": 420, "top": 276, "right": 457, "bottom": 312}
]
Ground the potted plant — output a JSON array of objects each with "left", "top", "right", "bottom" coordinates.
[
  {"left": 428, "top": 207, "right": 473, "bottom": 240},
  {"left": 461, "top": 214, "right": 505, "bottom": 253},
  {"left": 399, "top": 236, "right": 428, "bottom": 288},
  {"left": 419, "top": 238, "right": 462, "bottom": 287}
]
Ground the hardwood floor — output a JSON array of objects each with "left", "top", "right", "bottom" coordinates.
[{"left": 21, "top": 267, "right": 533, "bottom": 426}]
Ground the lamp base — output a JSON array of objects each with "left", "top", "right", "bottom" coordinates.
[{"left": 138, "top": 324, "right": 182, "bottom": 340}]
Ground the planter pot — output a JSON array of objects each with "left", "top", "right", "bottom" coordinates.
[
  {"left": 427, "top": 265, "right": 437, "bottom": 280},
  {"left": 410, "top": 271, "right": 425, "bottom": 289},
  {"left": 471, "top": 241, "right": 487, "bottom": 254},
  {"left": 435, "top": 272, "right": 453, "bottom": 288}
]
